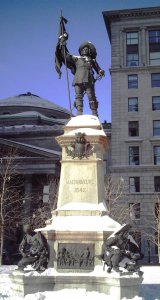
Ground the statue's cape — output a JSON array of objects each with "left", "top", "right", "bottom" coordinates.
[
  {"left": 108, "top": 224, "right": 131, "bottom": 238},
  {"left": 108, "top": 223, "right": 139, "bottom": 250}
]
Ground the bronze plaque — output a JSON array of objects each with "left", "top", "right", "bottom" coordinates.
[{"left": 57, "top": 243, "right": 94, "bottom": 270}]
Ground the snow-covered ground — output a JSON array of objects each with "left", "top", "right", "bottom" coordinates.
[{"left": 0, "top": 265, "right": 160, "bottom": 300}]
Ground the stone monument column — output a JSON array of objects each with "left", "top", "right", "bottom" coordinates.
[
  {"left": 43, "top": 115, "right": 119, "bottom": 271},
  {"left": 57, "top": 116, "right": 107, "bottom": 212}
]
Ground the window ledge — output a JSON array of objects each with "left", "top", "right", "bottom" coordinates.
[
  {"left": 127, "top": 192, "right": 160, "bottom": 196},
  {"left": 125, "top": 138, "right": 143, "bottom": 142},
  {"left": 128, "top": 192, "right": 141, "bottom": 194},
  {"left": 110, "top": 65, "right": 160, "bottom": 72},
  {"left": 150, "top": 137, "right": 160, "bottom": 142}
]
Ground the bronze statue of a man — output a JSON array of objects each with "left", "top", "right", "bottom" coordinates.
[
  {"left": 18, "top": 224, "right": 48, "bottom": 271},
  {"left": 55, "top": 30, "right": 105, "bottom": 116},
  {"left": 103, "top": 224, "right": 143, "bottom": 273}
]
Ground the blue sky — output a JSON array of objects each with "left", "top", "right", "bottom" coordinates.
[{"left": 0, "top": 0, "right": 160, "bottom": 122}]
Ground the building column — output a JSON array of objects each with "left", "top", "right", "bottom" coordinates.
[
  {"left": 120, "top": 29, "right": 125, "bottom": 67},
  {"left": 141, "top": 27, "right": 147, "bottom": 66}
]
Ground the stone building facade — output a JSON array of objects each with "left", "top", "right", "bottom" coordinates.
[
  {"left": 0, "top": 92, "right": 70, "bottom": 256},
  {"left": 103, "top": 6, "right": 160, "bottom": 262}
]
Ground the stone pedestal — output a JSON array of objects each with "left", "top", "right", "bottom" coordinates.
[
  {"left": 57, "top": 116, "right": 107, "bottom": 209},
  {"left": 41, "top": 115, "right": 120, "bottom": 271},
  {"left": 11, "top": 269, "right": 143, "bottom": 299}
]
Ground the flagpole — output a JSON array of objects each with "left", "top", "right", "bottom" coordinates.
[
  {"left": 63, "top": 48, "right": 72, "bottom": 117},
  {"left": 60, "top": 10, "right": 72, "bottom": 117}
]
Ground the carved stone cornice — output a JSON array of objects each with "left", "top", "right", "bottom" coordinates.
[
  {"left": 56, "top": 134, "right": 108, "bottom": 150},
  {"left": 103, "top": 7, "right": 160, "bottom": 22},
  {"left": 103, "top": 7, "right": 160, "bottom": 41}
]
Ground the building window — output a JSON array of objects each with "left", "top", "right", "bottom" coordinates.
[
  {"left": 129, "top": 177, "right": 140, "bottom": 192},
  {"left": 43, "top": 185, "right": 49, "bottom": 203},
  {"left": 128, "top": 121, "right": 139, "bottom": 137},
  {"left": 153, "top": 121, "right": 160, "bottom": 136},
  {"left": 127, "top": 32, "right": 139, "bottom": 45},
  {"left": 149, "top": 30, "right": 160, "bottom": 43},
  {"left": 128, "top": 75, "right": 138, "bottom": 88},
  {"left": 126, "top": 32, "right": 139, "bottom": 67},
  {"left": 129, "top": 146, "right": 139, "bottom": 165},
  {"left": 128, "top": 97, "right": 138, "bottom": 112},
  {"left": 152, "top": 96, "right": 160, "bottom": 111},
  {"left": 154, "top": 146, "right": 160, "bottom": 165},
  {"left": 129, "top": 203, "right": 140, "bottom": 220},
  {"left": 149, "top": 30, "right": 160, "bottom": 66},
  {"left": 154, "top": 176, "right": 160, "bottom": 192},
  {"left": 150, "top": 52, "right": 160, "bottom": 66},
  {"left": 127, "top": 54, "right": 139, "bottom": 66},
  {"left": 151, "top": 73, "right": 160, "bottom": 87}
]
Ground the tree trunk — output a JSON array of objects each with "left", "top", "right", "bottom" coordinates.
[{"left": 0, "top": 224, "right": 4, "bottom": 265}]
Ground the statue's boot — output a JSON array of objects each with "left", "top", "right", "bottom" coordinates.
[
  {"left": 113, "top": 267, "right": 122, "bottom": 273},
  {"left": 89, "top": 100, "right": 99, "bottom": 117},
  {"left": 107, "top": 267, "right": 112, "bottom": 273},
  {"left": 74, "top": 99, "right": 83, "bottom": 116},
  {"left": 92, "top": 110, "right": 98, "bottom": 117},
  {"left": 77, "top": 106, "right": 83, "bottom": 115}
]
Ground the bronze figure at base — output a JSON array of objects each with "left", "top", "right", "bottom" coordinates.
[
  {"left": 103, "top": 224, "right": 144, "bottom": 273},
  {"left": 18, "top": 224, "right": 49, "bottom": 271}
]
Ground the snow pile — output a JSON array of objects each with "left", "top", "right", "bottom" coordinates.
[
  {"left": 122, "top": 298, "right": 144, "bottom": 300},
  {"left": 0, "top": 265, "right": 21, "bottom": 300},
  {"left": 40, "top": 214, "right": 119, "bottom": 232},
  {"left": 141, "top": 266, "right": 160, "bottom": 284},
  {"left": 64, "top": 127, "right": 106, "bottom": 137},
  {"left": 1, "top": 265, "right": 160, "bottom": 300},
  {"left": 139, "top": 266, "right": 160, "bottom": 300},
  {"left": 23, "top": 265, "right": 141, "bottom": 278},
  {"left": 23, "top": 267, "right": 57, "bottom": 277},
  {"left": 24, "top": 290, "right": 144, "bottom": 300},
  {"left": 65, "top": 115, "right": 102, "bottom": 129},
  {"left": 57, "top": 202, "right": 107, "bottom": 212}
]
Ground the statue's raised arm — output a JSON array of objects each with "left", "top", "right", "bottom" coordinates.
[{"left": 55, "top": 16, "right": 105, "bottom": 117}]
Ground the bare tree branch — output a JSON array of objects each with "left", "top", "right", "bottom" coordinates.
[
  {"left": 0, "top": 148, "right": 26, "bottom": 265},
  {"left": 22, "top": 177, "right": 59, "bottom": 230},
  {"left": 104, "top": 175, "right": 131, "bottom": 224}
]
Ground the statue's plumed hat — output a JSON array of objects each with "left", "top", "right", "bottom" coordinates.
[{"left": 79, "top": 41, "right": 97, "bottom": 59}]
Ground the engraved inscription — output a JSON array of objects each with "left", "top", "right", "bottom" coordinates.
[
  {"left": 66, "top": 179, "right": 95, "bottom": 193},
  {"left": 74, "top": 187, "right": 87, "bottom": 192},
  {"left": 66, "top": 179, "right": 94, "bottom": 185},
  {"left": 57, "top": 243, "right": 94, "bottom": 270}
]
